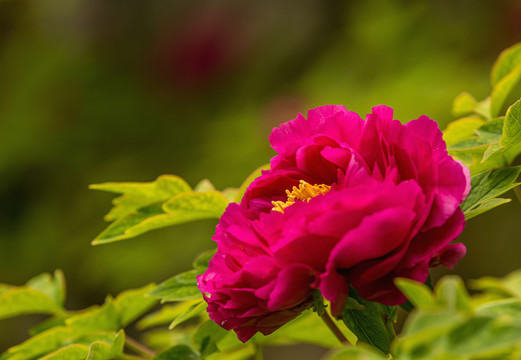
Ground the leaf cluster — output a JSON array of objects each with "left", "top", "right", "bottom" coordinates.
[{"left": 325, "top": 270, "right": 521, "bottom": 360}]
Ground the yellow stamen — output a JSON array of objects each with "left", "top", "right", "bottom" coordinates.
[{"left": 271, "top": 180, "right": 331, "bottom": 213}]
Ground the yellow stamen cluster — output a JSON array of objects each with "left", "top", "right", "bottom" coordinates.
[{"left": 271, "top": 180, "right": 331, "bottom": 213}]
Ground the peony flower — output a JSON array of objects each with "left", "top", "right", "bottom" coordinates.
[{"left": 198, "top": 105, "right": 471, "bottom": 342}]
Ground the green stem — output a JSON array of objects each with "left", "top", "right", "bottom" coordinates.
[
  {"left": 125, "top": 336, "right": 156, "bottom": 358},
  {"left": 254, "top": 343, "right": 264, "bottom": 360},
  {"left": 320, "top": 310, "right": 348, "bottom": 344},
  {"left": 384, "top": 316, "right": 397, "bottom": 342}
]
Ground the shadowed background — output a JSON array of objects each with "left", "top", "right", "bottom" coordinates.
[{"left": 1, "top": 0, "right": 521, "bottom": 356}]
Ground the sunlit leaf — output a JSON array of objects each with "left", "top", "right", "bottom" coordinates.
[
  {"left": 25, "top": 270, "right": 66, "bottom": 308},
  {"left": 451, "top": 92, "right": 478, "bottom": 117},
  {"left": 90, "top": 175, "right": 191, "bottom": 221},
  {"left": 443, "top": 116, "right": 485, "bottom": 146},
  {"left": 434, "top": 276, "right": 472, "bottom": 313},
  {"left": 491, "top": 42, "right": 521, "bottom": 86},
  {"left": 323, "top": 345, "right": 386, "bottom": 360},
  {"left": 258, "top": 309, "right": 356, "bottom": 348},
  {"left": 491, "top": 64, "right": 521, "bottom": 117},
  {"left": 85, "top": 330, "right": 125, "bottom": 360},
  {"left": 92, "top": 191, "right": 227, "bottom": 245},
  {"left": 39, "top": 344, "right": 89, "bottom": 360},
  {"left": 113, "top": 284, "right": 158, "bottom": 327},
  {"left": 0, "top": 287, "right": 62, "bottom": 321}
]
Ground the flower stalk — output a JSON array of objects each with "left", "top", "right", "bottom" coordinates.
[
  {"left": 125, "top": 336, "right": 156, "bottom": 358},
  {"left": 320, "top": 310, "right": 348, "bottom": 344}
]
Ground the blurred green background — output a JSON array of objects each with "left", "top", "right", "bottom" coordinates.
[{"left": 1, "top": 0, "right": 521, "bottom": 355}]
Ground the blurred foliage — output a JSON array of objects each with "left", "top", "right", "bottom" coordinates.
[{"left": 1, "top": 0, "right": 521, "bottom": 355}]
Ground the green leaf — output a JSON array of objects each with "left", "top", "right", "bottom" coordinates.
[
  {"left": 451, "top": 92, "right": 478, "bottom": 117},
  {"left": 503, "top": 269, "right": 521, "bottom": 299},
  {"left": 447, "top": 104, "right": 521, "bottom": 174},
  {"left": 136, "top": 299, "right": 201, "bottom": 330},
  {"left": 90, "top": 175, "right": 192, "bottom": 221},
  {"left": 500, "top": 99, "right": 521, "bottom": 149},
  {"left": 443, "top": 116, "right": 485, "bottom": 146},
  {"left": 312, "top": 290, "right": 326, "bottom": 316},
  {"left": 29, "top": 315, "right": 69, "bottom": 336},
  {"left": 113, "top": 284, "right": 158, "bottom": 327},
  {"left": 25, "top": 270, "right": 66, "bottom": 308},
  {"left": 269, "top": 309, "right": 357, "bottom": 347},
  {"left": 464, "top": 198, "right": 511, "bottom": 220},
  {"left": 149, "top": 270, "right": 202, "bottom": 302},
  {"left": 434, "top": 276, "right": 472, "bottom": 313},
  {"left": 341, "top": 290, "right": 391, "bottom": 354},
  {"left": 323, "top": 345, "right": 387, "bottom": 360},
  {"left": 153, "top": 345, "right": 199, "bottom": 360},
  {"left": 460, "top": 166, "right": 520, "bottom": 219},
  {"left": 192, "top": 320, "right": 229, "bottom": 357},
  {"left": 193, "top": 249, "right": 217, "bottom": 274},
  {"left": 163, "top": 191, "right": 228, "bottom": 217},
  {"left": 85, "top": 330, "right": 125, "bottom": 360},
  {"left": 476, "top": 298, "right": 521, "bottom": 319},
  {"left": 39, "top": 344, "right": 89, "bottom": 360},
  {"left": 1, "top": 326, "right": 78, "bottom": 360},
  {"left": 344, "top": 298, "right": 366, "bottom": 311},
  {"left": 169, "top": 301, "right": 206, "bottom": 330},
  {"left": 65, "top": 300, "right": 120, "bottom": 332},
  {"left": 93, "top": 191, "right": 228, "bottom": 245},
  {"left": 491, "top": 42, "right": 521, "bottom": 86},
  {"left": 491, "top": 64, "right": 521, "bottom": 117},
  {"left": 194, "top": 179, "right": 216, "bottom": 192},
  {"left": 233, "top": 164, "right": 270, "bottom": 203},
  {"left": 0, "top": 287, "right": 63, "bottom": 320}
]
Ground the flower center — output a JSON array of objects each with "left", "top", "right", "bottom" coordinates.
[{"left": 271, "top": 180, "right": 331, "bottom": 213}]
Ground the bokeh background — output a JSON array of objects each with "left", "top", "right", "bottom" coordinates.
[{"left": 1, "top": 0, "right": 521, "bottom": 356}]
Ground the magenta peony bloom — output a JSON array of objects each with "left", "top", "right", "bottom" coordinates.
[{"left": 198, "top": 105, "right": 471, "bottom": 342}]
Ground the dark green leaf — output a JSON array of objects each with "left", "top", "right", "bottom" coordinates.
[
  {"left": 341, "top": 290, "right": 391, "bottom": 354},
  {"left": 153, "top": 345, "right": 199, "bottom": 360},
  {"left": 192, "top": 320, "right": 228, "bottom": 357},
  {"left": 460, "top": 166, "right": 520, "bottom": 219},
  {"left": 312, "top": 290, "right": 326, "bottom": 316},
  {"left": 193, "top": 249, "right": 217, "bottom": 274}
]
